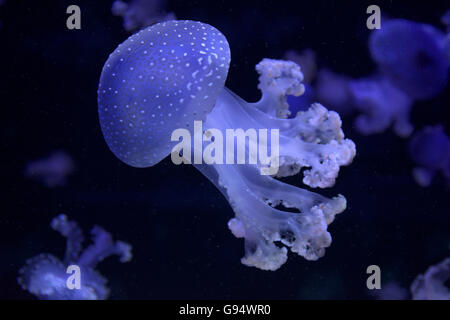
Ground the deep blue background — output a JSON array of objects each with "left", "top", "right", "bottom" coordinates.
[{"left": 1, "top": 0, "right": 449, "bottom": 299}]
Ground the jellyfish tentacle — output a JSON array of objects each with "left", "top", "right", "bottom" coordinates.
[
  {"left": 78, "top": 226, "right": 132, "bottom": 268},
  {"left": 50, "top": 214, "right": 84, "bottom": 264}
]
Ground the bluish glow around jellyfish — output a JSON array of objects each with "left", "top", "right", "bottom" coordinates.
[
  {"left": 369, "top": 19, "right": 448, "bottom": 100},
  {"left": 18, "top": 215, "right": 132, "bottom": 300},
  {"left": 98, "top": 20, "right": 356, "bottom": 271}
]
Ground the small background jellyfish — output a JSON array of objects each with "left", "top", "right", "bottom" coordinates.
[
  {"left": 409, "top": 126, "right": 450, "bottom": 187},
  {"left": 369, "top": 19, "right": 448, "bottom": 101},
  {"left": 18, "top": 214, "right": 132, "bottom": 300},
  {"left": 23, "top": 150, "right": 75, "bottom": 188},
  {"left": 361, "top": 18, "right": 448, "bottom": 136},
  {"left": 112, "top": 0, "right": 176, "bottom": 32},
  {"left": 348, "top": 75, "right": 414, "bottom": 137}
]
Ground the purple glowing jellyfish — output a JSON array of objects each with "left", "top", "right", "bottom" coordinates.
[
  {"left": 98, "top": 20, "right": 355, "bottom": 271},
  {"left": 369, "top": 19, "right": 448, "bottom": 100},
  {"left": 24, "top": 150, "right": 75, "bottom": 188},
  {"left": 18, "top": 215, "right": 132, "bottom": 300}
]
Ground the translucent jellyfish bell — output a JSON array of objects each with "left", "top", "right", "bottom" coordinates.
[
  {"left": 369, "top": 19, "right": 448, "bottom": 100},
  {"left": 98, "top": 20, "right": 230, "bottom": 167}
]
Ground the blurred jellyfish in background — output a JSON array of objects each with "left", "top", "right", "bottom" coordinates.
[
  {"left": 411, "top": 258, "right": 450, "bottom": 300},
  {"left": 348, "top": 75, "right": 413, "bottom": 137},
  {"left": 97, "top": 20, "right": 356, "bottom": 271},
  {"left": 310, "top": 17, "right": 449, "bottom": 138},
  {"left": 369, "top": 19, "right": 448, "bottom": 101},
  {"left": 24, "top": 150, "right": 75, "bottom": 188},
  {"left": 18, "top": 214, "right": 132, "bottom": 300},
  {"left": 112, "top": 0, "right": 176, "bottom": 32},
  {"left": 409, "top": 126, "right": 450, "bottom": 187}
]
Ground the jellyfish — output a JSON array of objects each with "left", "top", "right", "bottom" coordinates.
[
  {"left": 98, "top": 20, "right": 355, "bottom": 271},
  {"left": 314, "top": 17, "right": 449, "bottom": 137},
  {"left": 369, "top": 19, "right": 448, "bottom": 100},
  {"left": 411, "top": 258, "right": 450, "bottom": 300},
  {"left": 24, "top": 150, "right": 75, "bottom": 187},
  {"left": 18, "top": 215, "right": 132, "bottom": 300},
  {"left": 409, "top": 125, "right": 450, "bottom": 187}
]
